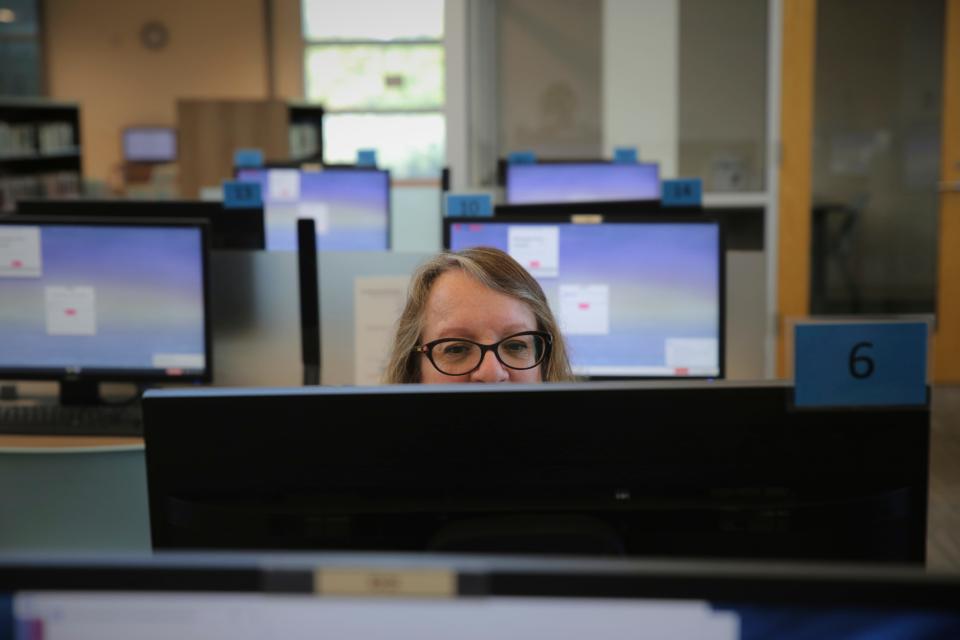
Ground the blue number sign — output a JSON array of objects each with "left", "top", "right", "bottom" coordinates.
[
  {"left": 223, "top": 180, "right": 262, "bottom": 209},
  {"left": 794, "top": 322, "right": 928, "bottom": 407},
  {"left": 662, "top": 178, "right": 702, "bottom": 207},
  {"left": 445, "top": 194, "right": 493, "bottom": 217}
]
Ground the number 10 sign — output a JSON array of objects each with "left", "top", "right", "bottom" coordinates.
[{"left": 793, "top": 321, "right": 928, "bottom": 408}]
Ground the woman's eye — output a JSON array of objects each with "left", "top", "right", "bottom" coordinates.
[
  {"left": 442, "top": 343, "right": 471, "bottom": 356},
  {"left": 503, "top": 341, "right": 529, "bottom": 353}
]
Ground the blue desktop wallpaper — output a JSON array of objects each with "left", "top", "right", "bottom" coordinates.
[
  {"left": 506, "top": 163, "right": 661, "bottom": 204},
  {"left": 0, "top": 225, "right": 206, "bottom": 374},
  {"left": 449, "top": 222, "right": 720, "bottom": 376},
  {"left": 237, "top": 168, "right": 390, "bottom": 251}
]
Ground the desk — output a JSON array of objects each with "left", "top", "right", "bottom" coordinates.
[
  {"left": 0, "top": 435, "right": 142, "bottom": 452},
  {"left": 0, "top": 436, "right": 151, "bottom": 552}
]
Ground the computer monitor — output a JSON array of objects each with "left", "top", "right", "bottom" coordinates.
[
  {"left": 235, "top": 167, "right": 391, "bottom": 252},
  {"left": 445, "top": 215, "right": 723, "bottom": 379},
  {"left": 505, "top": 162, "right": 660, "bottom": 205},
  {"left": 0, "top": 217, "right": 211, "bottom": 404},
  {"left": 143, "top": 382, "right": 929, "bottom": 563},
  {"left": 122, "top": 126, "right": 177, "bottom": 163},
  {"left": 14, "top": 199, "right": 264, "bottom": 250},
  {"left": 2, "top": 553, "right": 959, "bottom": 638}
]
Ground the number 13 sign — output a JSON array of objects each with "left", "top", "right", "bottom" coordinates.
[{"left": 793, "top": 321, "right": 928, "bottom": 407}]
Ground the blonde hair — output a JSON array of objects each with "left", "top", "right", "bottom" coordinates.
[{"left": 383, "top": 246, "right": 574, "bottom": 383}]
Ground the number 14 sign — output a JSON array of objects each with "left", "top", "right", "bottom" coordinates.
[{"left": 793, "top": 321, "right": 928, "bottom": 407}]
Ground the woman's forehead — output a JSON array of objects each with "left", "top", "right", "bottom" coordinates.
[{"left": 424, "top": 271, "right": 536, "bottom": 334}]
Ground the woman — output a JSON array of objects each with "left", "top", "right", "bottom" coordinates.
[{"left": 383, "top": 246, "right": 574, "bottom": 384}]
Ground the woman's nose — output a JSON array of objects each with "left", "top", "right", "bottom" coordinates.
[{"left": 470, "top": 349, "right": 509, "bottom": 383}]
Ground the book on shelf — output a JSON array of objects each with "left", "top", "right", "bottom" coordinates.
[{"left": 0, "top": 171, "right": 81, "bottom": 212}]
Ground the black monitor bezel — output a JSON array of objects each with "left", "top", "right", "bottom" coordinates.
[
  {"left": 13, "top": 198, "right": 265, "bottom": 251},
  {"left": 0, "top": 215, "right": 213, "bottom": 385},
  {"left": 495, "top": 199, "right": 698, "bottom": 216},
  {"left": 442, "top": 213, "right": 726, "bottom": 380},
  {"left": 503, "top": 160, "right": 661, "bottom": 205},
  {"left": 122, "top": 125, "right": 178, "bottom": 164},
  {"left": 497, "top": 156, "right": 617, "bottom": 186},
  {"left": 233, "top": 165, "right": 393, "bottom": 251},
  {"left": 141, "top": 381, "right": 930, "bottom": 562}
]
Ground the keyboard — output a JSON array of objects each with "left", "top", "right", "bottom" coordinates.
[{"left": 0, "top": 403, "right": 144, "bottom": 437}]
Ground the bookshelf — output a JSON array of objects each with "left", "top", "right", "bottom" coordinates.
[{"left": 0, "top": 98, "right": 83, "bottom": 211}]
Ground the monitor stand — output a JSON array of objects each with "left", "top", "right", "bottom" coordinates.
[{"left": 59, "top": 379, "right": 102, "bottom": 406}]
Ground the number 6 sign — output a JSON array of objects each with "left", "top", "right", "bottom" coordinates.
[{"left": 793, "top": 321, "right": 928, "bottom": 408}]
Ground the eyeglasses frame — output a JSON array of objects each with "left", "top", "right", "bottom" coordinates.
[{"left": 413, "top": 330, "right": 553, "bottom": 377}]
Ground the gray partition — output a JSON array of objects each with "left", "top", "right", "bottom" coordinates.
[
  {"left": 319, "top": 252, "right": 435, "bottom": 386},
  {"left": 725, "top": 250, "right": 767, "bottom": 380},
  {"left": 0, "top": 448, "right": 150, "bottom": 552},
  {"left": 209, "top": 250, "right": 301, "bottom": 387}
]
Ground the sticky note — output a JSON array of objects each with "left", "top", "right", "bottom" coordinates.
[{"left": 233, "top": 148, "right": 264, "bottom": 168}]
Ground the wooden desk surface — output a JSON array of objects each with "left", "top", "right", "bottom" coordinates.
[{"left": 0, "top": 435, "right": 144, "bottom": 452}]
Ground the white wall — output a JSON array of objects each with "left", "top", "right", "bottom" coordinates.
[
  {"left": 444, "top": 0, "right": 470, "bottom": 190},
  {"left": 602, "top": 0, "right": 679, "bottom": 176}
]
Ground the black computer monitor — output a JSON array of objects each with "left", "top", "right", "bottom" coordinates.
[
  {"left": 143, "top": 382, "right": 929, "bottom": 563},
  {"left": 122, "top": 126, "right": 177, "bottom": 163},
  {"left": 14, "top": 199, "right": 264, "bottom": 250},
  {"left": 495, "top": 199, "right": 681, "bottom": 217},
  {"left": 504, "top": 162, "right": 660, "bottom": 205},
  {"left": 234, "top": 167, "right": 391, "bottom": 252},
  {"left": 2, "top": 552, "right": 959, "bottom": 637},
  {"left": 0, "top": 216, "right": 211, "bottom": 404},
  {"left": 444, "top": 215, "right": 724, "bottom": 379}
]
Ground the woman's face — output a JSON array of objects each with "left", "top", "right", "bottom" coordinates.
[{"left": 418, "top": 270, "right": 543, "bottom": 384}]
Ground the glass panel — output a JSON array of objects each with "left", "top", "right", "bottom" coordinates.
[
  {"left": 678, "top": 0, "right": 768, "bottom": 191},
  {"left": 323, "top": 112, "right": 445, "bottom": 179},
  {"left": 0, "top": 0, "right": 39, "bottom": 36},
  {"left": 497, "top": 0, "right": 602, "bottom": 158},
  {"left": 811, "top": 0, "right": 944, "bottom": 313},
  {"left": 305, "top": 43, "right": 444, "bottom": 110},
  {"left": 302, "top": 0, "right": 443, "bottom": 41},
  {"left": 0, "top": 37, "right": 40, "bottom": 96}
]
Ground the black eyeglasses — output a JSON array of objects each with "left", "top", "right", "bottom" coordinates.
[{"left": 414, "top": 331, "right": 552, "bottom": 376}]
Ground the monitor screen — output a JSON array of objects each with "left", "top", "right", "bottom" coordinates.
[
  {"left": 123, "top": 127, "right": 177, "bottom": 163},
  {"left": 235, "top": 167, "right": 390, "bottom": 252},
  {"left": 506, "top": 163, "right": 660, "bottom": 205},
  {"left": 0, "top": 219, "right": 209, "bottom": 381},
  {"left": 446, "top": 217, "right": 722, "bottom": 378}
]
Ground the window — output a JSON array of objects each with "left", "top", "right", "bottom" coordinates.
[
  {"left": 0, "top": 0, "right": 42, "bottom": 96},
  {"left": 302, "top": 0, "right": 445, "bottom": 179}
]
